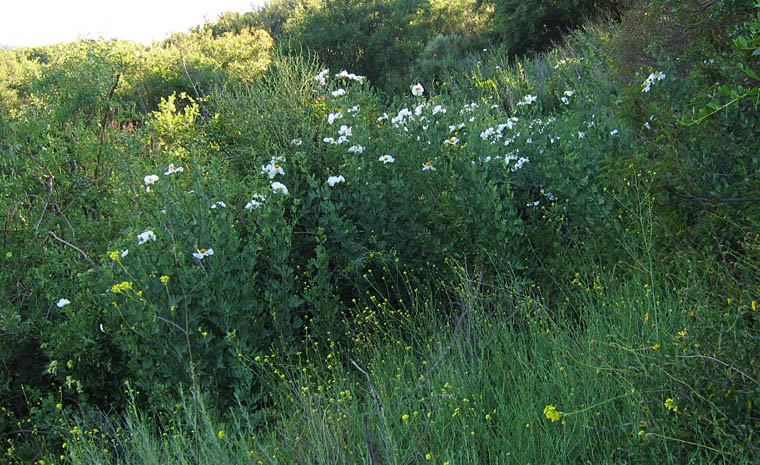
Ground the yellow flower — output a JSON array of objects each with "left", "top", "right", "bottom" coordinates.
[
  {"left": 651, "top": 344, "right": 661, "bottom": 350},
  {"left": 425, "top": 453, "right": 432, "bottom": 460},
  {"left": 664, "top": 398, "right": 677, "bottom": 412},
  {"left": 643, "top": 312, "right": 649, "bottom": 323},
  {"left": 160, "top": 275, "right": 170, "bottom": 284},
  {"left": 110, "top": 281, "right": 133, "bottom": 294},
  {"left": 109, "top": 251, "right": 120, "bottom": 261},
  {"left": 543, "top": 404, "right": 563, "bottom": 422},
  {"left": 401, "top": 414, "right": 410, "bottom": 423},
  {"left": 753, "top": 301, "right": 757, "bottom": 311},
  {"left": 217, "top": 430, "right": 225, "bottom": 439}
]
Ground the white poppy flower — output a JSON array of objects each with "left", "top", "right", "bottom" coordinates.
[
  {"left": 314, "top": 69, "right": 330, "bottom": 86},
  {"left": 338, "top": 125, "right": 352, "bottom": 136},
  {"left": 327, "top": 175, "right": 345, "bottom": 186},
  {"left": 331, "top": 88, "right": 346, "bottom": 97},
  {"left": 261, "top": 162, "right": 284, "bottom": 179},
  {"left": 137, "top": 230, "right": 156, "bottom": 245},
  {"left": 610, "top": 129, "right": 619, "bottom": 136},
  {"left": 411, "top": 83, "right": 424, "bottom": 96},
  {"left": 432, "top": 105, "right": 446, "bottom": 115},
  {"left": 291, "top": 138, "right": 302, "bottom": 146},
  {"left": 564, "top": 90, "right": 574, "bottom": 97},
  {"left": 271, "top": 182, "right": 289, "bottom": 195},
  {"left": 517, "top": 94, "right": 537, "bottom": 106},
  {"left": 210, "top": 201, "right": 227, "bottom": 209},
  {"left": 378, "top": 155, "right": 395, "bottom": 164},
  {"left": 164, "top": 163, "right": 184, "bottom": 175},
  {"left": 347, "top": 144, "right": 364, "bottom": 153},
  {"left": 143, "top": 174, "right": 159, "bottom": 192},
  {"left": 192, "top": 248, "right": 214, "bottom": 260},
  {"left": 245, "top": 194, "right": 266, "bottom": 210},
  {"left": 444, "top": 136, "right": 459, "bottom": 145},
  {"left": 422, "top": 162, "right": 436, "bottom": 171},
  {"left": 328, "top": 111, "right": 343, "bottom": 124},
  {"left": 56, "top": 298, "right": 71, "bottom": 308}
]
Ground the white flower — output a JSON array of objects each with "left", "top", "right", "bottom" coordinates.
[
  {"left": 377, "top": 113, "right": 389, "bottom": 122},
  {"left": 564, "top": 90, "right": 574, "bottom": 97},
  {"left": 56, "top": 298, "right": 71, "bottom": 308},
  {"left": 505, "top": 155, "right": 529, "bottom": 172},
  {"left": 378, "top": 155, "right": 395, "bottom": 164},
  {"left": 422, "top": 162, "right": 436, "bottom": 171},
  {"left": 411, "top": 83, "right": 424, "bottom": 96},
  {"left": 480, "top": 127, "right": 496, "bottom": 140},
  {"left": 338, "top": 125, "right": 352, "bottom": 136},
  {"left": 245, "top": 194, "right": 266, "bottom": 210},
  {"left": 517, "top": 94, "right": 537, "bottom": 106},
  {"left": 336, "top": 135, "right": 349, "bottom": 145},
  {"left": 137, "top": 230, "right": 156, "bottom": 245},
  {"left": 323, "top": 136, "right": 336, "bottom": 144},
  {"left": 328, "top": 111, "right": 343, "bottom": 125},
  {"left": 291, "top": 138, "right": 302, "bottom": 146},
  {"left": 271, "top": 182, "right": 289, "bottom": 195},
  {"left": 347, "top": 105, "right": 360, "bottom": 113},
  {"left": 347, "top": 144, "right": 364, "bottom": 154},
  {"left": 610, "top": 129, "right": 619, "bottom": 136},
  {"left": 444, "top": 136, "right": 459, "bottom": 145},
  {"left": 527, "top": 201, "right": 540, "bottom": 207},
  {"left": 120, "top": 249, "right": 129, "bottom": 258},
  {"left": 561, "top": 96, "right": 570, "bottom": 105},
  {"left": 432, "top": 104, "right": 446, "bottom": 115},
  {"left": 261, "top": 162, "right": 284, "bottom": 179},
  {"left": 414, "top": 103, "right": 426, "bottom": 116},
  {"left": 143, "top": 174, "right": 159, "bottom": 192},
  {"left": 641, "top": 71, "right": 665, "bottom": 93},
  {"left": 314, "top": 68, "right": 330, "bottom": 86},
  {"left": 210, "top": 201, "right": 227, "bottom": 209},
  {"left": 331, "top": 88, "right": 346, "bottom": 97},
  {"left": 192, "top": 248, "right": 214, "bottom": 260},
  {"left": 164, "top": 163, "right": 184, "bottom": 175},
  {"left": 327, "top": 175, "right": 345, "bottom": 186},
  {"left": 335, "top": 70, "right": 365, "bottom": 82},
  {"left": 577, "top": 131, "right": 585, "bottom": 139}
]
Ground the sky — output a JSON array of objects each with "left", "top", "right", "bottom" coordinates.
[{"left": 1, "top": 0, "right": 268, "bottom": 48}]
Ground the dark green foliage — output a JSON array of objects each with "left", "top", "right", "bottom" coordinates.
[
  {"left": 284, "top": 0, "right": 432, "bottom": 88},
  {"left": 486, "top": 0, "right": 622, "bottom": 56}
]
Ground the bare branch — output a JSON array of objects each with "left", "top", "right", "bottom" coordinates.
[{"left": 48, "top": 231, "right": 94, "bottom": 266}]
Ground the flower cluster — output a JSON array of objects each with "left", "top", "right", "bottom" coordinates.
[{"left": 641, "top": 71, "right": 666, "bottom": 92}]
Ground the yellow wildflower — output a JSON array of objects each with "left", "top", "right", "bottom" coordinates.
[
  {"left": 109, "top": 251, "right": 120, "bottom": 261},
  {"left": 543, "top": 404, "right": 563, "bottom": 422},
  {"left": 664, "top": 398, "right": 677, "bottom": 412},
  {"left": 110, "top": 281, "right": 133, "bottom": 294},
  {"left": 160, "top": 275, "right": 170, "bottom": 284},
  {"left": 217, "top": 430, "right": 225, "bottom": 439}
]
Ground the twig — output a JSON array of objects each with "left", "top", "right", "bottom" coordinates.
[
  {"left": 351, "top": 359, "right": 391, "bottom": 462},
  {"left": 48, "top": 231, "right": 94, "bottom": 266},
  {"left": 678, "top": 354, "right": 759, "bottom": 386},
  {"left": 362, "top": 413, "right": 384, "bottom": 465},
  {"left": 351, "top": 359, "right": 382, "bottom": 419}
]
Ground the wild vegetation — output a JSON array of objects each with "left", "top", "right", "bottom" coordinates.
[{"left": 1, "top": 0, "right": 758, "bottom": 464}]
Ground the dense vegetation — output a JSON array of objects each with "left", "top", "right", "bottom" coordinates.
[{"left": 1, "top": 0, "right": 758, "bottom": 463}]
